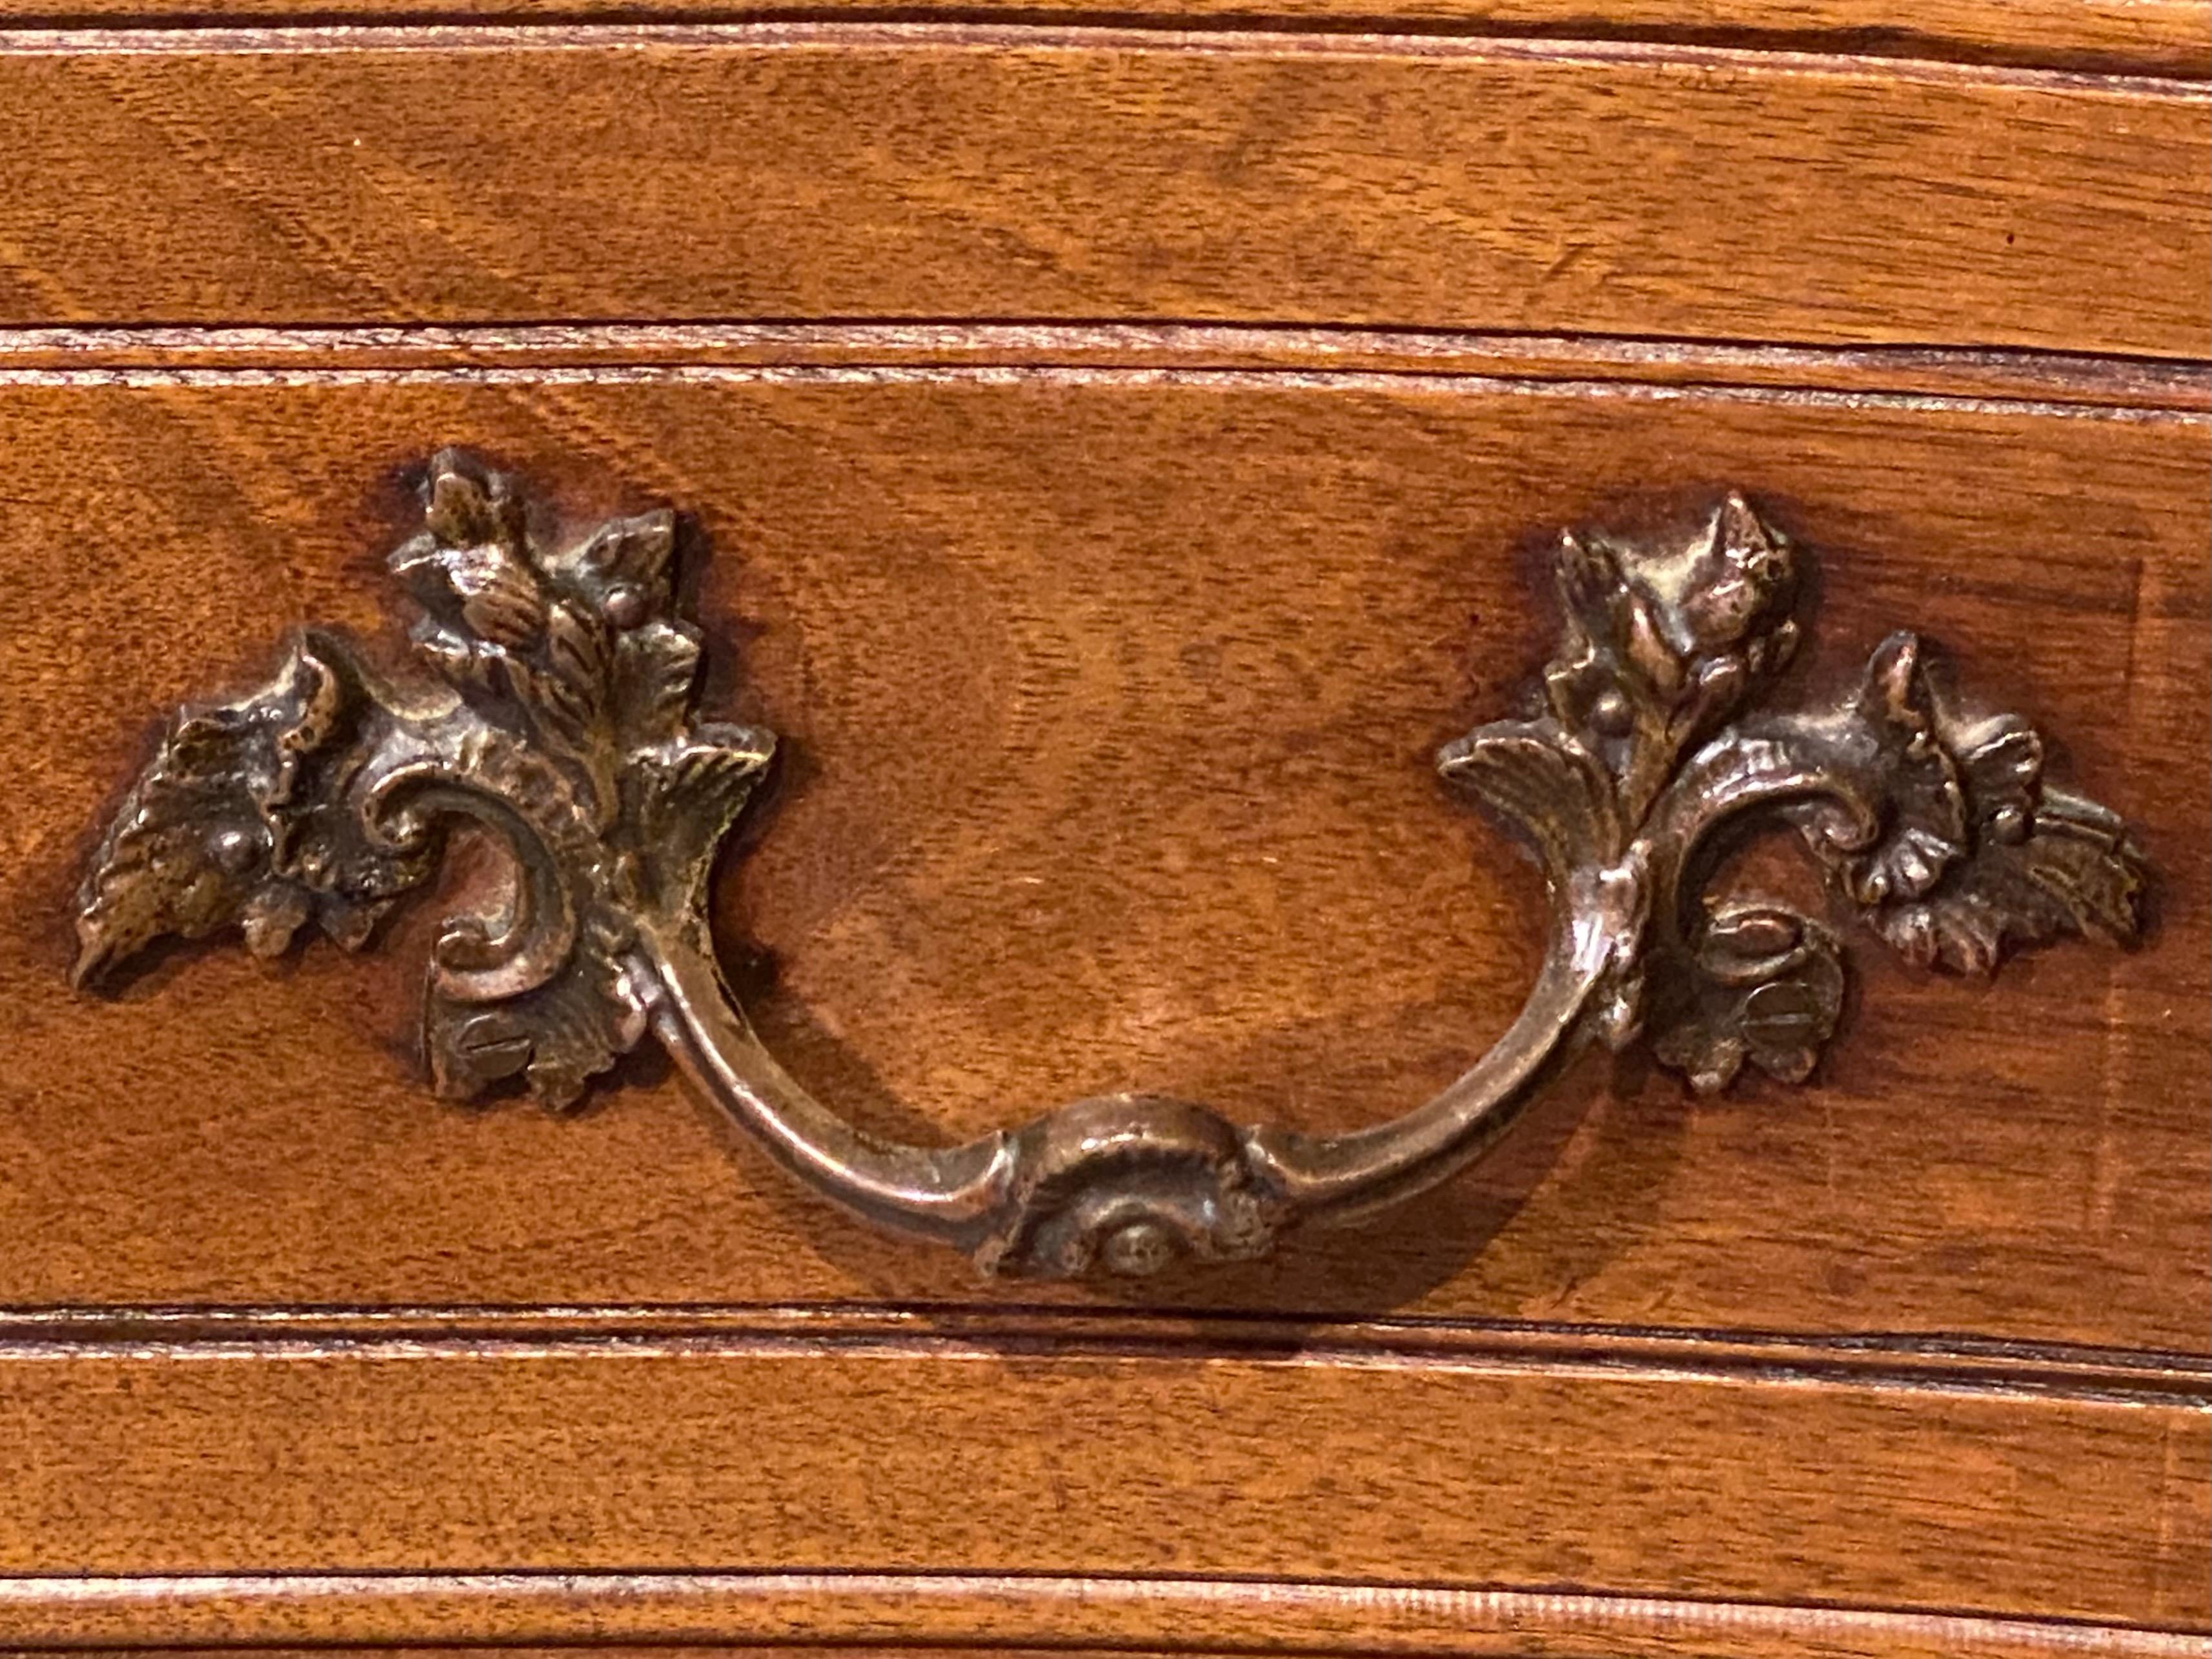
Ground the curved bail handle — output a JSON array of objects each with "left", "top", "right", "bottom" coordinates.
[{"left": 72, "top": 455, "right": 2148, "bottom": 1279}]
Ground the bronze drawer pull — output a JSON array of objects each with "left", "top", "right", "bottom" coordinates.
[{"left": 72, "top": 453, "right": 2147, "bottom": 1279}]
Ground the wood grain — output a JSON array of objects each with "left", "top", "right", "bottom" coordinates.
[
  {"left": 0, "top": 1338, "right": 2203, "bottom": 1626},
  {"left": 0, "top": 29, "right": 2202, "bottom": 355},
  {"left": 3, "top": 1571, "right": 2208, "bottom": 1655},
  {"left": 0, "top": 365, "right": 2202, "bottom": 1352},
  {"left": 1, "top": 1, "right": 2202, "bottom": 81},
  {"left": 0, "top": 1, "right": 2202, "bottom": 1643}
]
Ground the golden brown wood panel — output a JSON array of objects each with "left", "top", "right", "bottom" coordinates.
[
  {"left": 0, "top": 30, "right": 2202, "bottom": 354},
  {"left": 3, "top": 1, "right": 2203, "bottom": 79},
  {"left": 0, "top": 1341, "right": 2204, "bottom": 1626},
  {"left": 0, "top": 365, "right": 2203, "bottom": 1350}
]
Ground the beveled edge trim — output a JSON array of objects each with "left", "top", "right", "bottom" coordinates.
[
  {"left": 0, "top": 323, "right": 2204, "bottom": 408},
  {"left": 0, "top": 1305, "right": 2204, "bottom": 1407},
  {"left": 0, "top": 360, "right": 2204, "bottom": 428},
  {"left": 0, "top": 1570, "right": 2202, "bottom": 1654},
  {"left": 0, "top": 0, "right": 2205, "bottom": 83},
  {"left": 0, "top": 18, "right": 2202, "bottom": 94},
  {"left": 0, "top": 0, "right": 2202, "bottom": 84}
]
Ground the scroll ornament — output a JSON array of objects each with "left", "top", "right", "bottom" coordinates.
[{"left": 74, "top": 455, "right": 2146, "bottom": 1277}]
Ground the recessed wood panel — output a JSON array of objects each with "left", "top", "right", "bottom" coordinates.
[
  {"left": 0, "top": 30, "right": 2202, "bottom": 354},
  {"left": 0, "top": 365, "right": 2202, "bottom": 1351},
  {"left": 0, "top": 1339, "right": 2202, "bottom": 1627}
]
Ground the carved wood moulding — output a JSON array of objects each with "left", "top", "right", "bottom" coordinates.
[{"left": 72, "top": 453, "right": 2147, "bottom": 1279}]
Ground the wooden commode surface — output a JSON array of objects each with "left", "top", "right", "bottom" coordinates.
[{"left": 0, "top": 0, "right": 2204, "bottom": 1651}]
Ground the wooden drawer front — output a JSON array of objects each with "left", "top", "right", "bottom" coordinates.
[
  {"left": 5, "top": 367, "right": 2204, "bottom": 1344},
  {"left": 0, "top": 30, "right": 2202, "bottom": 354},
  {"left": 0, "top": 380, "right": 2204, "bottom": 1638}
]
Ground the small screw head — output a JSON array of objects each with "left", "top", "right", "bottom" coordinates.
[
  {"left": 603, "top": 584, "right": 649, "bottom": 629},
  {"left": 1101, "top": 1220, "right": 1177, "bottom": 1277},
  {"left": 1589, "top": 687, "right": 1635, "bottom": 737},
  {"left": 208, "top": 825, "right": 261, "bottom": 874}
]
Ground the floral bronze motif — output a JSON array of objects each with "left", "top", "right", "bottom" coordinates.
[{"left": 74, "top": 456, "right": 2147, "bottom": 1278}]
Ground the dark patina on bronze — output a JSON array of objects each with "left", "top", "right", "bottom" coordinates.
[{"left": 73, "top": 456, "right": 2147, "bottom": 1278}]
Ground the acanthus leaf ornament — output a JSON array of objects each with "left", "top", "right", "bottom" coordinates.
[
  {"left": 75, "top": 450, "right": 775, "bottom": 1110},
  {"left": 73, "top": 458, "right": 2148, "bottom": 1277}
]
